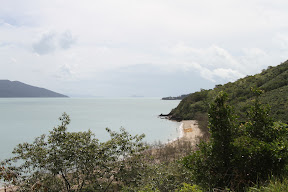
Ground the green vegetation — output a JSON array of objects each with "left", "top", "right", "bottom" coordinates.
[
  {"left": 169, "top": 60, "right": 288, "bottom": 124},
  {"left": 2, "top": 89, "right": 288, "bottom": 191},
  {"left": 247, "top": 177, "right": 288, "bottom": 192},
  {"left": 162, "top": 94, "right": 190, "bottom": 100},
  {"left": 1, "top": 113, "right": 197, "bottom": 191},
  {"left": 1, "top": 113, "right": 148, "bottom": 191},
  {"left": 2, "top": 61, "right": 288, "bottom": 191},
  {"left": 182, "top": 90, "right": 288, "bottom": 191}
]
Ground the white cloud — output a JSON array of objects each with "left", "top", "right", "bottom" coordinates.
[
  {"left": 174, "top": 61, "right": 244, "bottom": 83},
  {"left": 33, "top": 31, "right": 76, "bottom": 55},
  {"left": 166, "top": 44, "right": 244, "bottom": 82},
  {"left": 1, "top": 0, "right": 288, "bottom": 96},
  {"left": 213, "top": 68, "right": 243, "bottom": 81},
  {"left": 59, "top": 31, "right": 76, "bottom": 49},
  {"left": 55, "top": 63, "right": 78, "bottom": 81},
  {"left": 33, "top": 32, "right": 56, "bottom": 55}
]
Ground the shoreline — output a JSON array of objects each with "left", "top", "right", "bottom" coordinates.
[{"left": 169, "top": 120, "right": 203, "bottom": 146}]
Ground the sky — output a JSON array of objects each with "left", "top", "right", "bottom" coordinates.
[{"left": 1, "top": 0, "right": 288, "bottom": 97}]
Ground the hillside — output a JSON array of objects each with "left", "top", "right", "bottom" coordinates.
[
  {"left": 0, "top": 80, "right": 68, "bottom": 98},
  {"left": 168, "top": 60, "right": 288, "bottom": 123},
  {"left": 162, "top": 94, "right": 190, "bottom": 100}
]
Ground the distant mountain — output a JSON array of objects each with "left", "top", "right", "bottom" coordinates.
[
  {"left": 0, "top": 80, "right": 68, "bottom": 98},
  {"left": 168, "top": 60, "right": 288, "bottom": 123}
]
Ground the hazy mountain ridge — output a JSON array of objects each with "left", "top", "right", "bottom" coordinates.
[
  {"left": 0, "top": 80, "right": 68, "bottom": 98},
  {"left": 168, "top": 60, "right": 288, "bottom": 123}
]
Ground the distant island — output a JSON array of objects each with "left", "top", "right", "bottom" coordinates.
[{"left": 0, "top": 80, "right": 68, "bottom": 98}]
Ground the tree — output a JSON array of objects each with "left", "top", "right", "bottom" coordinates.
[
  {"left": 2, "top": 113, "right": 147, "bottom": 191},
  {"left": 232, "top": 89, "right": 288, "bottom": 187},
  {"left": 182, "top": 91, "right": 237, "bottom": 190},
  {"left": 208, "top": 92, "right": 237, "bottom": 171},
  {"left": 182, "top": 90, "right": 288, "bottom": 191}
]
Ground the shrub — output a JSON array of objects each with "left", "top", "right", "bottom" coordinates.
[
  {"left": 1, "top": 113, "right": 147, "bottom": 191},
  {"left": 182, "top": 90, "right": 288, "bottom": 191}
]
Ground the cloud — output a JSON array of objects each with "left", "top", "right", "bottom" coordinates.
[
  {"left": 180, "top": 62, "right": 243, "bottom": 83},
  {"left": 33, "top": 33, "right": 56, "bottom": 55},
  {"left": 33, "top": 31, "right": 76, "bottom": 55},
  {"left": 213, "top": 68, "right": 243, "bottom": 81},
  {"left": 167, "top": 44, "right": 245, "bottom": 82},
  {"left": 1, "top": 0, "right": 288, "bottom": 96},
  {"left": 75, "top": 64, "right": 214, "bottom": 97},
  {"left": 55, "top": 63, "right": 77, "bottom": 81},
  {"left": 59, "top": 31, "right": 76, "bottom": 49},
  {"left": 170, "top": 44, "right": 241, "bottom": 68}
]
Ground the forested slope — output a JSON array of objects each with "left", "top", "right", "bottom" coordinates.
[{"left": 169, "top": 60, "right": 288, "bottom": 123}]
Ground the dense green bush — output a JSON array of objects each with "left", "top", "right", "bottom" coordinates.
[{"left": 182, "top": 90, "right": 288, "bottom": 191}]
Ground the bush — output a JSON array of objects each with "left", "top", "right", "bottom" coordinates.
[
  {"left": 1, "top": 113, "right": 147, "bottom": 191},
  {"left": 182, "top": 90, "right": 288, "bottom": 191},
  {"left": 176, "top": 183, "right": 203, "bottom": 192}
]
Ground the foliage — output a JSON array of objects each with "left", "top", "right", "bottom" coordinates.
[
  {"left": 1, "top": 113, "right": 147, "bottom": 191},
  {"left": 169, "top": 60, "right": 288, "bottom": 125},
  {"left": 142, "top": 161, "right": 189, "bottom": 191},
  {"left": 1, "top": 114, "right": 200, "bottom": 192},
  {"left": 182, "top": 90, "right": 288, "bottom": 191},
  {"left": 176, "top": 183, "right": 203, "bottom": 192},
  {"left": 248, "top": 177, "right": 288, "bottom": 192},
  {"left": 208, "top": 92, "right": 237, "bottom": 169},
  {"left": 232, "top": 90, "right": 288, "bottom": 187},
  {"left": 3, "top": 85, "right": 288, "bottom": 191},
  {"left": 182, "top": 92, "right": 237, "bottom": 190},
  {"left": 122, "top": 140, "right": 195, "bottom": 192},
  {"left": 169, "top": 89, "right": 210, "bottom": 121},
  {"left": 0, "top": 164, "right": 18, "bottom": 189}
]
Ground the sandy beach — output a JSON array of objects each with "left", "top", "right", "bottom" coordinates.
[{"left": 170, "top": 120, "right": 203, "bottom": 146}]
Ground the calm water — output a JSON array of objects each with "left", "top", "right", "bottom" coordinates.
[{"left": 0, "top": 98, "right": 180, "bottom": 160}]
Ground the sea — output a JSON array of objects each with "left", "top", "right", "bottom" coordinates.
[{"left": 0, "top": 98, "right": 181, "bottom": 160}]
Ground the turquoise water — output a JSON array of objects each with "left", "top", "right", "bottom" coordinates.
[{"left": 0, "top": 98, "right": 180, "bottom": 160}]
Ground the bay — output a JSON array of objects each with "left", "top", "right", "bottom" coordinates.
[{"left": 0, "top": 98, "right": 180, "bottom": 160}]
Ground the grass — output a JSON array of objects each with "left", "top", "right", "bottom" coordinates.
[{"left": 248, "top": 177, "right": 288, "bottom": 192}]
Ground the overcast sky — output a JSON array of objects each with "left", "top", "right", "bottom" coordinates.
[{"left": 1, "top": 0, "right": 288, "bottom": 97}]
